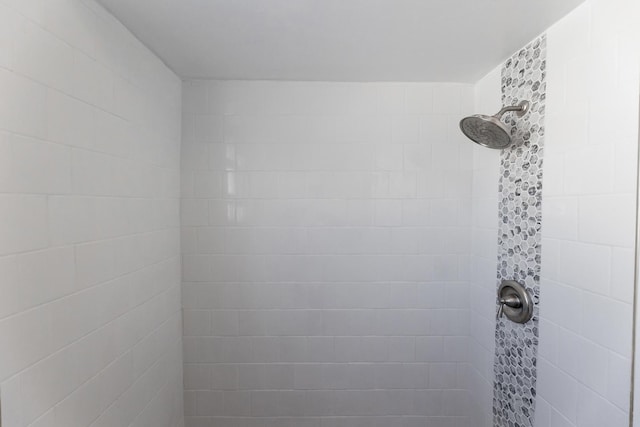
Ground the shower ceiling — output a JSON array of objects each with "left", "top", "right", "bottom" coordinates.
[{"left": 97, "top": 0, "right": 585, "bottom": 82}]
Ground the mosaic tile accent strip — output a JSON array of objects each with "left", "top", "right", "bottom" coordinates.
[{"left": 493, "top": 35, "right": 546, "bottom": 427}]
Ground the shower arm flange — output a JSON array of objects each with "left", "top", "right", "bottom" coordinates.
[{"left": 493, "top": 101, "right": 530, "bottom": 119}]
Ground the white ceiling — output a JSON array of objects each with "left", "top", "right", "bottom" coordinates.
[{"left": 97, "top": 0, "right": 585, "bottom": 82}]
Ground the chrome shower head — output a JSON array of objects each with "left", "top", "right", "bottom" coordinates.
[
  {"left": 459, "top": 115, "right": 511, "bottom": 149},
  {"left": 459, "top": 101, "right": 530, "bottom": 149}
]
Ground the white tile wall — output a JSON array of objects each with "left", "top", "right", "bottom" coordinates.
[
  {"left": 467, "top": 66, "right": 502, "bottom": 427},
  {"left": 0, "top": 1, "right": 183, "bottom": 426},
  {"left": 181, "top": 80, "right": 475, "bottom": 426},
  {"left": 535, "top": 0, "right": 639, "bottom": 426}
]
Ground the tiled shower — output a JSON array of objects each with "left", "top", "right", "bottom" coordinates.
[{"left": 0, "top": 0, "right": 638, "bottom": 427}]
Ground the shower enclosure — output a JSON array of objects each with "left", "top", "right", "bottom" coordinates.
[{"left": 0, "top": 1, "right": 638, "bottom": 427}]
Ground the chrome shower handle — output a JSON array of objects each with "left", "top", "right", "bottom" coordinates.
[{"left": 496, "top": 295, "right": 522, "bottom": 319}]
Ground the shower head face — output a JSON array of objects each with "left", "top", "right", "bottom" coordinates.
[{"left": 459, "top": 114, "right": 512, "bottom": 149}]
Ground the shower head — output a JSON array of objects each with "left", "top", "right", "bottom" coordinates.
[
  {"left": 459, "top": 115, "right": 511, "bottom": 149},
  {"left": 459, "top": 101, "right": 529, "bottom": 149}
]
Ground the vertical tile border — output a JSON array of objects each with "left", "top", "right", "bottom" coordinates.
[{"left": 493, "top": 35, "right": 547, "bottom": 427}]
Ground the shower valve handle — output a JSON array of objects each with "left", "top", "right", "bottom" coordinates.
[
  {"left": 496, "top": 295, "right": 522, "bottom": 319},
  {"left": 496, "top": 280, "right": 534, "bottom": 324}
]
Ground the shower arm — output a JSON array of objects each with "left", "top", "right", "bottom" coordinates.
[{"left": 493, "top": 101, "right": 530, "bottom": 119}]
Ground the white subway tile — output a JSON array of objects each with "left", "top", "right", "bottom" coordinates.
[
  {"left": 563, "top": 146, "right": 613, "bottom": 195},
  {"left": 46, "top": 89, "right": 95, "bottom": 148},
  {"left": 10, "top": 134, "right": 71, "bottom": 194},
  {"left": 181, "top": 143, "right": 209, "bottom": 171},
  {"left": 433, "top": 85, "right": 463, "bottom": 114},
  {"left": 539, "top": 280, "right": 583, "bottom": 333},
  {"left": 392, "top": 116, "right": 420, "bottom": 144},
  {"left": 93, "top": 110, "right": 132, "bottom": 158},
  {"left": 606, "top": 351, "right": 631, "bottom": 412},
  {"left": 0, "top": 305, "right": 52, "bottom": 382},
  {"left": 610, "top": 247, "right": 634, "bottom": 302},
  {"left": 0, "top": 3, "right": 20, "bottom": 70},
  {"left": 536, "top": 359, "right": 579, "bottom": 424},
  {"left": 193, "top": 115, "right": 223, "bottom": 143},
  {"left": 19, "top": 348, "right": 75, "bottom": 424},
  {"left": 576, "top": 386, "right": 627, "bottom": 427},
  {"left": 557, "top": 241, "right": 611, "bottom": 296},
  {"left": 406, "top": 85, "right": 435, "bottom": 115},
  {"left": 0, "top": 195, "right": 48, "bottom": 255},
  {"left": 0, "top": 374, "right": 22, "bottom": 427},
  {"left": 582, "top": 292, "right": 632, "bottom": 355},
  {"left": 16, "top": 246, "right": 75, "bottom": 310},
  {"left": 556, "top": 328, "right": 608, "bottom": 394},
  {"left": 41, "top": 0, "right": 98, "bottom": 55},
  {"left": 378, "top": 84, "right": 406, "bottom": 115},
  {"left": 543, "top": 197, "right": 578, "bottom": 240},
  {"left": 578, "top": 194, "right": 636, "bottom": 248},
  {"left": 13, "top": 19, "right": 75, "bottom": 93},
  {"left": 71, "top": 149, "right": 117, "bottom": 195},
  {"left": 0, "top": 68, "right": 47, "bottom": 138},
  {"left": 73, "top": 50, "right": 114, "bottom": 110}
]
